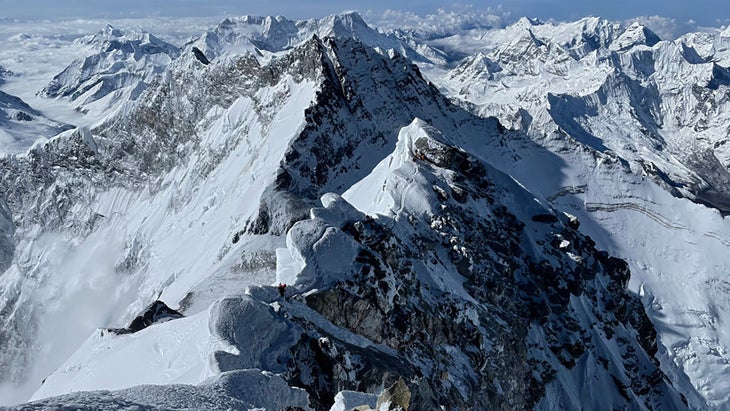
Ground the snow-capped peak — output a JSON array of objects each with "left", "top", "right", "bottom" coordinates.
[
  {"left": 610, "top": 21, "right": 661, "bottom": 51},
  {"left": 318, "top": 11, "right": 372, "bottom": 38},
  {"left": 514, "top": 16, "right": 542, "bottom": 28},
  {"left": 38, "top": 24, "right": 179, "bottom": 122},
  {"left": 80, "top": 24, "right": 178, "bottom": 56},
  {"left": 186, "top": 11, "right": 433, "bottom": 67},
  {"left": 720, "top": 25, "right": 730, "bottom": 39}
]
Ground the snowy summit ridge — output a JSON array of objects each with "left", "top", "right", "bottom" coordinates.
[{"left": 0, "top": 10, "right": 728, "bottom": 411}]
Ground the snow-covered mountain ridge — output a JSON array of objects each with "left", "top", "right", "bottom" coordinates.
[
  {"left": 421, "top": 17, "right": 730, "bottom": 214},
  {"left": 0, "top": 11, "right": 729, "bottom": 410},
  {"left": 412, "top": 15, "right": 730, "bottom": 409},
  {"left": 188, "top": 12, "right": 435, "bottom": 64},
  {"left": 37, "top": 24, "right": 180, "bottom": 121}
]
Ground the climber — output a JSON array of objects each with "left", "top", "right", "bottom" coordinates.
[
  {"left": 412, "top": 150, "right": 426, "bottom": 161},
  {"left": 278, "top": 283, "right": 287, "bottom": 297}
]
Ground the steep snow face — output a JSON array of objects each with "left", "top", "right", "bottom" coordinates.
[
  {"left": 0, "top": 91, "right": 71, "bottom": 154},
  {"left": 0, "top": 32, "right": 320, "bottom": 404},
  {"left": 610, "top": 21, "right": 661, "bottom": 51},
  {"left": 38, "top": 25, "right": 179, "bottom": 122}
]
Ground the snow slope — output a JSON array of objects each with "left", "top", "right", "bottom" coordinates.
[
  {"left": 32, "top": 310, "right": 214, "bottom": 399},
  {"left": 0, "top": 31, "right": 318, "bottom": 404},
  {"left": 0, "top": 91, "right": 71, "bottom": 154}
]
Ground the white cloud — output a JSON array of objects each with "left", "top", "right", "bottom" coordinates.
[
  {"left": 365, "top": 6, "right": 725, "bottom": 42},
  {"left": 365, "top": 5, "right": 511, "bottom": 38}
]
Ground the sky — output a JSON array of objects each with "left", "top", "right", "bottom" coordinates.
[
  {"left": 0, "top": 0, "right": 730, "bottom": 43},
  {"left": 0, "top": 0, "right": 727, "bottom": 26}
]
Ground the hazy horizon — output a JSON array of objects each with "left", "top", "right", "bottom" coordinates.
[
  {"left": 0, "top": 1, "right": 726, "bottom": 42},
  {"left": 0, "top": 0, "right": 727, "bottom": 29}
]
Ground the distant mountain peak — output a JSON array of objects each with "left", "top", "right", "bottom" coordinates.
[
  {"left": 611, "top": 21, "right": 661, "bottom": 51},
  {"left": 38, "top": 24, "right": 179, "bottom": 118}
]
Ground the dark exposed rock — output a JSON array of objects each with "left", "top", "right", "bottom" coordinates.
[
  {"left": 109, "top": 300, "right": 183, "bottom": 334},
  {"left": 531, "top": 213, "right": 559, "bottom": 223},
  {"left": 275, "top": 131, "right": 679, "bottom": 410},
  {"left": 192, "top": 47, "right": 211, "bottom": 65},
  {"left": 13, "top": 112, "right": 34, "bottom": 122}
]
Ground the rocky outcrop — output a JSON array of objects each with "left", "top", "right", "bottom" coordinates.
[
  {"left": 261, "top": 122, "right": 688, "bottom": 410},
  {"left": 109, "top": 300, "right": 183, "bottom": 334},
  {"left": 191, "top": 47, "right": 210, "bottom": 65}
]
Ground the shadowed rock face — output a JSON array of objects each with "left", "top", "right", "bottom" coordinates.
[
  {"left": 278, "top": 131, "right": 681, "bottom": 410},
  {"left": 192, "top": 47, "right": 211, "bottom": 65},
  {"left": 0, "top": 197, "right": 13, "bottom": 273},
  {"left": 126, "top": 300, "right": 183, "bottom": 332},
  {"left": 683, "top": 149, "right": 730, "bottom": 216}
]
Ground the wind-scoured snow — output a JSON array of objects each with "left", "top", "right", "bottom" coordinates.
[
  {"left": 21, "top": 370, "right": 312, "bottom": 411},
  {"left": 31, "top": 310, "right": 214, "bottom": 400}
]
